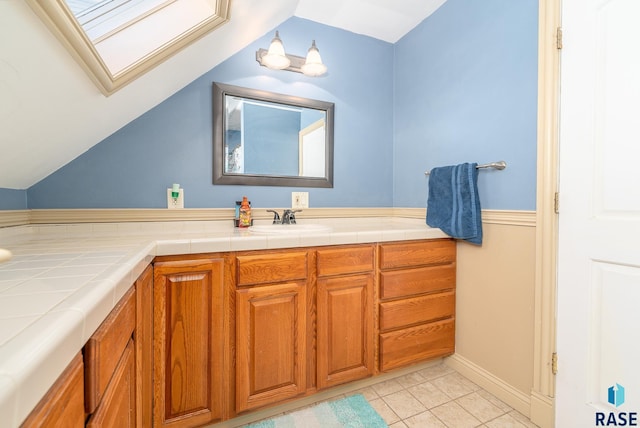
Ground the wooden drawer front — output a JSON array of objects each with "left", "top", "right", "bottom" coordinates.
[
  {"left": 380, "top": 239, "right": 455, "bottom": 270},
  {"left": 21, "top": 353, "right": 85, "bottom": 428},
  {"left": 237, "top": 252, "right": 308, "bottom": 286},
  {"left": 380, "top": 291, "right": 455, "bottom": 332},
  {"left": 87, "top": 340, "right": 136, "bottom": 428},
  {"left": 84, "top": 287, "right": 136, "bottom": 414},
  {"left": 317, "top": 246, "right": 374, "bottom": 277},
  {"left": 380, "top": 264, "right": 455, "bottom": 300},
  {"left": 379, "top": 319, "right": 455, "bottom": 372}
]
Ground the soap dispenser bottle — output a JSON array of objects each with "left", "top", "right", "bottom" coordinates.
[{"left": 238, "top": 196, "right": 252, "bottom": 228}]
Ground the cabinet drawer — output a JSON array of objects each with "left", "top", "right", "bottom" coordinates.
[
  {"left": 317, "top": 245, "right": 374, "bottom": 277},
  {"left": 380, "top": 264, "right": 455, "bottom": 300},
  {"left": 380, "top": 291, "right": 455, "bottom": 331},
  {"left": 379, "top": 318, "right": 455, "bottom": 372},
  {"left": 237, "top": 251, "right": 308, "bottom": 286},
  {"left": 379, "top": 239, "right": 455, "bottom": 270},
  {"left": 84, "top": 287, "right": 136, "bottom": 414},
  {"left": 87, "top": 340, "right": 135, "bottom": 427}
]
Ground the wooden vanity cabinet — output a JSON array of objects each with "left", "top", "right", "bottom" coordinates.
[
  {"left": 149, "top": 239, "right": 456, "bottom": 424},
  {"left": 316, "top": 245, "right": 375, "bottom": 389},
  {"left": 153, "top": 258, "right": 226, "bottom": 428},
  {"left": 378, "top": 239, "right": 456, "bottom": 371},
  {"left": 234, "top": 251, "right": 309, "bottom": 413}
]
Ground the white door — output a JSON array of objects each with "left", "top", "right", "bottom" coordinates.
[{"left": 556, "top": 0, "right": 640, "bottom": 427}]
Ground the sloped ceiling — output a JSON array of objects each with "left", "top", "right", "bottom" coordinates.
[{"left": 0, "top": 0, "right": 445, "bottom": 189}]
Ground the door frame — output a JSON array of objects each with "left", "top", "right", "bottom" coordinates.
[{"left": 531, "top": 0, "right": 561, "bottom": 426}]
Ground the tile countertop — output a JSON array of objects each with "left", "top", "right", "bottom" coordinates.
[{"left": 0, "top": 217, "right": 447, "bottom": 427}]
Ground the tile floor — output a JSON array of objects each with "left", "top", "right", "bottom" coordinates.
[
  {"left": 355, "top": 363, "right": 539, "bottom": 428},
  {"left": 239, "top": 362, "right": 540, "bottom": 428}
]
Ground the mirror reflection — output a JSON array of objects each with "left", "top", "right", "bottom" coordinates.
[
  {"left": 225, "top": 97, "right": 326, "bottom": 177},
  {"left": 213, "top": 83, "right": 334, "bottom": 187}
]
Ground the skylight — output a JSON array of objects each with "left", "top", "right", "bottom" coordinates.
[
  {"left": 65, "top": 0, "right": 122, "bottom": 17},
  {"left": 65, "top": 0, "right": 170, "bottom": 42}
]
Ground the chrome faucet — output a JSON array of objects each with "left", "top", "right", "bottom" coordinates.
[
  {"left": 282, "top": 209, "right": 302, "bottom": 224},
  {"left": 267, "top": 209, "right": 301, "bottom": 224}
]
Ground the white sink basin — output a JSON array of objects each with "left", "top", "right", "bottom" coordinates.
[{"left": 248, "top": 224, "right": 332, "bottom": 235}]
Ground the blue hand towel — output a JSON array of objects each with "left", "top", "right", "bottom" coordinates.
[{"left": 426, "top": 163, "right": 483, "bottom": 245}]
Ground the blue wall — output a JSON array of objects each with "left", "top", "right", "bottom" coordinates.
[
  {"left": 25, "top": 0, "right": 538, "bottom": 210},
  {"left": 27, "top": 18, "right": 395, "bottom": 209},
  {"left": 0, "top": 188, "right": 27, "bottom": 210},
  {"left": 393, "top": 0, "right": 538, "bottom": 210}
]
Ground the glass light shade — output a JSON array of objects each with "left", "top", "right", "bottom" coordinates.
[
  {"left": 261, "top": 31, "right": 291, "bottom": 70},
  {"left": 301, "top": 40, "right": 327, "bottom": 77}
]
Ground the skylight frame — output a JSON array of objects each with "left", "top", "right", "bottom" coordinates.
[{"left": 25, "top": 0, "right": 231, "bottom": 96}]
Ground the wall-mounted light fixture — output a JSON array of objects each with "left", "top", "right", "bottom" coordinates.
[{"left": 256, "top": 31, "right": 328, "bottom": 77}]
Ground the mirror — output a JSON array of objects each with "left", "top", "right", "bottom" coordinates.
[{"left": 213, "top": 82, "right": 334, "bottom": 187}]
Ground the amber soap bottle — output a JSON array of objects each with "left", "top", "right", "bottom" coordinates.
[{"left": 239, "top": 196, "right": 252, "bottom": 228}]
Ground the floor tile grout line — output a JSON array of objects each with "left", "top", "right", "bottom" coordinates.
[{"left": 371, "top": 368, "right": 526, "bottom": 428}]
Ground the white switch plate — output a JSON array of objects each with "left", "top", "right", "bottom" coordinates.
[
  {"left": 292, "top": 192, "right": 309, "bottom": 209},
  {"left": 167, "top": 188, "right": 184, "bottom": 209}
]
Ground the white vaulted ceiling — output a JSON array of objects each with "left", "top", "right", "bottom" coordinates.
[
  {"left": 0, "top": 0, "right": 446, "bottom": 189},
  {"left": 295, "top": 0, "right": 447, "bottom": 43}
]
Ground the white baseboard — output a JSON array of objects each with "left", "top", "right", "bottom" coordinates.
[
  {"left": 530, "top": 390, "right": 555, "bottom": 428},
  {"left": 445, "top": 353, "right": 532, "bottom": 417}
]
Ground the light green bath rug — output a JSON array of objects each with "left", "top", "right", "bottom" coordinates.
[{"left": 245, "top": 394, "right": 388, "bottom": 428}]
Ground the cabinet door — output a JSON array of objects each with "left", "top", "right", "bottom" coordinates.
[
  {"left": 86, "top": 340, "right": 136, "bottom": 428},
  {"left": 153, "top": 259, "right": 225, "bottom": 428},
  {"left": 317, "top": 274, "right": 374, "bottom": 389},
  {"left": 235, "top": 282, "right": 306, "bottom": 413}
]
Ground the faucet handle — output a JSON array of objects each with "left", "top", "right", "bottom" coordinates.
[
  {"left": 266, "top": 209, "right": 281, "bottom": 224},
  {"left": 288, "top": 209, "right": 302, "bottom": 224}
]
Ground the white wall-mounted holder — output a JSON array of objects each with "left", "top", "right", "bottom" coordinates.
[{"left": 167, "top": 185, "right": 184, "bottom": 209}]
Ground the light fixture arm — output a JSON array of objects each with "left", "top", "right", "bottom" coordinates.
[{"left": 256, "top": 48, "right": 307, "bottom": 74}]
